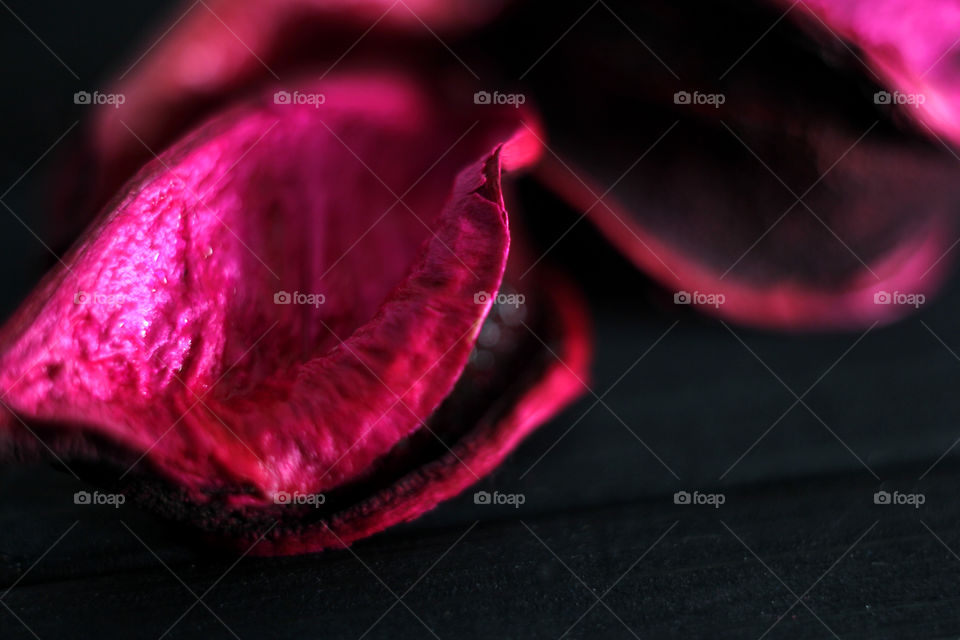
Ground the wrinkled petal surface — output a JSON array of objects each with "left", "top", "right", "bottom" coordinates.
[{"left": 0, "top": 72, "right": 589, "bottom": 553}]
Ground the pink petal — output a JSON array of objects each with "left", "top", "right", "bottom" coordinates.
[
  {"left": 74, "top": 0, "right": 509, "bottom": 215},
  {"left": 0, "top": 73, "right": 589, "bottom": 553},
  {"left": 502, "top": 0, "right": 960, "bottom": 329},
  {"left": 538, "top": 136, "right": 956, "bottom": 331},
  {"left": 782, "top": 0, "right": 960, "bottom": 145}
]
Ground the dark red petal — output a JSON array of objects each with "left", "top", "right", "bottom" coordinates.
[
  {"left": 496, "top": 0, "right": 960, "bottom": 329},
  {"left": 537, "top": 138, "right": 955, "bottom": 330},
  {"left": 0, "top": 73, "right": 588, "bottom": 554}
]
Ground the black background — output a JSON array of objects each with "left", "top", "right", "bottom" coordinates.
[{"left": 2, "top": 1, "right": 960, "bottom": 638}]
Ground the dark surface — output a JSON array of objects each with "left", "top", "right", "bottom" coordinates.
[{"left": 2, "top": 1, "right": 960, "bottom": 638}]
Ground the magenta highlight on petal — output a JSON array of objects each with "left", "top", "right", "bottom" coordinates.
[{"left": 0, "top": 73, "right": 590, "bottom": 555}]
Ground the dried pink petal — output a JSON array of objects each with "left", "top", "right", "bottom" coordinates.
[{"left": 0, "top": 73, "right": 590, "bottom": 554}]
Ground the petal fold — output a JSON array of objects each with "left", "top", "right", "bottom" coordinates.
[{"left": 2, "top": 71, "right": 591, "bottom": 554}]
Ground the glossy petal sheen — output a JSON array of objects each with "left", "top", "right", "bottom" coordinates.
[{"left": 0, "top": 73, "right": 588, "bottom": 554}]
